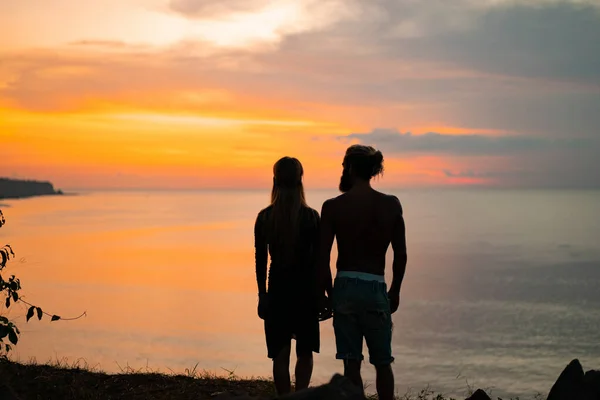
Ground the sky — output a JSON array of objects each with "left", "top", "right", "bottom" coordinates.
[{"left": 1, "top": 0, "right": 599, "bottom": 190}]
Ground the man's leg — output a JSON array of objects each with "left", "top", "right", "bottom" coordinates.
[
  {"left": 363, "top": 286, "right": 395, "bottom": 400},
  {"left": 332, "top": 279, "right": 365, "bottom": 393},
  {"left": 333, "top": 308, "right": 364, "bottom": 393},
  {"left": 375, "top": 364, "right": 395, "bottom": 400},
  {"left": 273, "top": 344, "right": 292, "bottom": 396},
  {"left": 343, "top": 359, "right": 364, "bottom": 394}
]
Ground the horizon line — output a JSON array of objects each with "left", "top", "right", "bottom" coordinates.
[{"left": 59, "top": 186, "right": 600, "bottom": 192}]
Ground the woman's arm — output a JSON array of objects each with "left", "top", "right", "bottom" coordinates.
[{"left": 254, "top": 211, "right": 268, "bottom": 295}]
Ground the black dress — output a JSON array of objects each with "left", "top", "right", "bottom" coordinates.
[{"left": 254, "top": 205, "right": 321, "bottom": 358}]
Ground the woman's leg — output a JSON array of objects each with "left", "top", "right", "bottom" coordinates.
[
  {"left": 273, "top": 344, "right": 292, "bottom": 396},
  {"left": 266, "top": 287, "right": 294, "bottom": 395},
  {"left": 294, "top": 312, "right": 319, "bottom": 391},
  {"left": 294, "top": 350, "right": 314, "bottom": 391}
]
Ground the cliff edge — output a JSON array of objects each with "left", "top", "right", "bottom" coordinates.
[{"left": 0, "top": 178, "right": 63, "bottom": 200}]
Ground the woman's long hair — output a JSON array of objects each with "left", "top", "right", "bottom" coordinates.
[{"left": 269, "top": 157, "right": 307, "bottom": 262}]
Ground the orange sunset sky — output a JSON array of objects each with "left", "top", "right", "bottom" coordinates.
[{"left": 2, "top": 0, "right": 599, "bottom": 190}]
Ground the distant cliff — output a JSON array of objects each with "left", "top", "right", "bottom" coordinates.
[{"left": 0, "top": 178, "right": 63, "bottom": 200}]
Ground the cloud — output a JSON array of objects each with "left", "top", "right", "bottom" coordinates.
[
  {"left": 342, "top": 128, "right": 600, "bottom": 189},
  {"left": 393, "top": 3, "right": 600, "bottom": 82},
  {"left": 442, "top": 169, "right": 511, "bottom": 178},
  {"left": 67, "top": 40, "right": 154, "bottom": 51},
  {"left": 277, "top": 1, "right": 600, "bottom": 82},
  {"left": 2, "top": 0, "right": 600, "bottom": 189},
  {"left": 2, "top": 1, "right": 600, "bottom": 138},
  {"left": 263, "top": 1, "right": 600, "bottom": 135},
  {"left": 166, "top": 0, "right": 355, "bottom": 50},
  {"left": 69, "top": 40, "right": 130, "bottom": 48},
  {"left": 169, "top": 0, "right": 272, "bottom": 17},
  {"left": 342, "top": 129, "right": 591, "bottom": 155}
]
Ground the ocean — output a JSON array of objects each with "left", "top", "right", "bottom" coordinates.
[{"left": 2, "top": 189, "right": 599, "bottom": 398}]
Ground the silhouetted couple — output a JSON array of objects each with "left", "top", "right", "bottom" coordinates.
[{"left": 254, "top": 145, "right": 407, "bottom": 400}]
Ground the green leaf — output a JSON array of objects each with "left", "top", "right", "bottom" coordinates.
[
  {"left": 11, "top": 291, "right": 17, "bottom": 302},
  {"left": 9, "top": 281, "right": 17, "bottom": 291},
  {"left": 0, "top": 326, "right": 8, "bottom": 339},
  {"left": 26, "top": 306, "right": 35, "bottom": 322},
  {"left": 51, "top": 315, "right": 61, "bottom": 322},
  {"left": 0, "top": 250, "right": 6, "bottom": 268},
  {"left": 5, "top": 344, "right": 11, "bottom": 352},
  {"left": 36, "top": 307, "right": 43, "bottom": 321},
  {"left": 5, "top": 297, "right": 9, "bottom": 308},
  {"left": 8, "top": 329, "right": 17, "bottom": 345}
]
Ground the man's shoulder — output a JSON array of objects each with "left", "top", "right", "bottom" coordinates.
[
  {"left": 322, "top": 194, "right": 345, "bottom": 209},
  {"left": 371, "top": 189, "right": 396, "bottom": 200},
  {"left": 374, "top": 191, "right": 403, "bottom": 211}
]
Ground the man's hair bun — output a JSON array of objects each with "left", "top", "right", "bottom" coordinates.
[{"left": 370, "top": 151, "right": 384, "bottom": 177}]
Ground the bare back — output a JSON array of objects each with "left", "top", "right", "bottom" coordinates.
[{"left": 320, "top": 188, "right": 405, "bottom": 276}]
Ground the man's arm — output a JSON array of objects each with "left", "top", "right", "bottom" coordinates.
[
  {"left": 310, "top": 208, "right": 321, "bottom": 286},
  {"left": 389, "top": 196, "right": 407, "bottom": 294},
  {"left": 318, "top": 199, "right": 335, "bottom": 297},
  {"left": 254, "top": 211, "right": 268, "bottom": 295}
]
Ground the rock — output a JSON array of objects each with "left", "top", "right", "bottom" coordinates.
[
  {"left": 466, "top": 389, "right": 491, "bottom": 400},
  {"left": 277, "top": 374, "right": 365, "bottom": 400},
  {"left": 583, "top": 370, "right": 600, "bottom": 400},
  {"left": 547, "top": 359, "right": 585, "bottom": 400}
]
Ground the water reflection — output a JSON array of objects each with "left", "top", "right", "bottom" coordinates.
[{"left": 2, "top": 189, "right": 600, "bottom": 398}]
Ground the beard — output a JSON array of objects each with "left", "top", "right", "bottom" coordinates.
[{"left": 339, "top": 169, "right": 353, "bottom": 193}]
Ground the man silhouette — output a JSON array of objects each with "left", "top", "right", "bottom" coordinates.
[{"left": 318, "top": 145, "right": 407, "bottom": 400}]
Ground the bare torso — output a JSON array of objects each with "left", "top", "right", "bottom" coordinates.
[{"left": 326, "top": 188, "right": 403, "bottom": 276}]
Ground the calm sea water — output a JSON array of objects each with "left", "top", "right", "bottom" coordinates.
[{"left": 2, "top": 189, "right": 600, "bottom": 398}]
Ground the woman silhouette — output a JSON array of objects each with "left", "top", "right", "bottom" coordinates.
[{"left": 254, "top": 157, "right": 321, "bottom": 395}]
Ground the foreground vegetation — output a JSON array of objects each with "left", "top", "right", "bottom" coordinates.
[
  {"left": 0, "top": 358, "right": 547, "bottom": 400},
  {"left": 0, "top": 358, "right": 274, "bottom": 400},
  {"left": 1, "top": 210, "right": 85, "bottom": 358}
]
